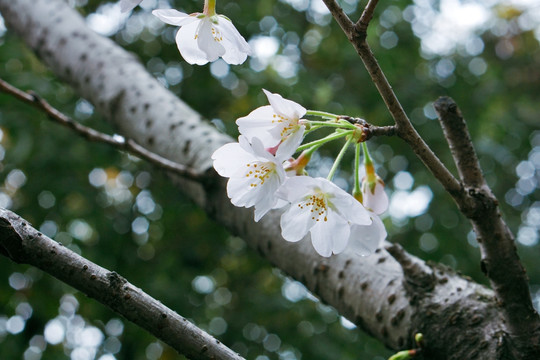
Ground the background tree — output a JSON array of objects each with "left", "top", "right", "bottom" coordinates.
[{"left": 0, "top": 0, "right": 539, "bottom": 359}]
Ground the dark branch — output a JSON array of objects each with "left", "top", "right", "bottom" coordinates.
[
  {"left": 338, "top": 116, "right": 397, "bottom": 140},
  {"left": 386, "top": 243, "right": 435, "bottom": 295},
  {"left": 0, "top": 208, "right": 245, "bottom": 360},
  {"left": 430, "top": 99, "right": 540, "bottom": 355},
  {"left": 433, "top": 96, "right": 484, "bottom": 188},
  {"left": 321, "top": 0, "right": 354, "bottom": 34},
  {"left": 0, "top": 78, "right": 204, "bottom": 182},
  {"left": 356, "top": 0, "right": 380, "bottom": 32}
]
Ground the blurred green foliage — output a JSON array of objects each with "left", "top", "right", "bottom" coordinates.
[{"left": 0, "top": 0, "right": 539, "bottom": 359}]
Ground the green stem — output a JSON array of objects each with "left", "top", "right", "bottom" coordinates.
[
  {"left": 306, "top": 110, "right": 339, "bottom": 120},
  {"left": 327, "top": 137, "right": 354, "bottom": 181},
  {"left": 304, "top": 125, "right": 324, "bottom": 133},
  {"left": 204, "top": 0, "right": 216, "bottom": 15},
  {"left": 362, "top": 141, "right": 377, "bottom": 183},
  {"left": 353, "top": 142, "right": 362, "bottom": 195},
  {"left": 362, "top": 141, "right": 373, "bottom": 165},
  {"left": 296, "top": 130, "right": 352, "bottom": 152},
  {"left": 306, "top": 120, "right": 356, "bottom": 129}
]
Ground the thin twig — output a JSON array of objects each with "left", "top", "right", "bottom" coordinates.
[
  {"left": 0, "top": 208, "right": 245, "bottom": 360},
  {"left": 356, "top": 0, "right": 380, "bottom": 32},
  {"left": 321, "top": 0, "right": 354, "bottom": 34},
  {"left": 0, "top": 78, "right": 204, "bottom": 182},
  {"left": 338, "top": 116, "right": 397, "bottom": 140}
]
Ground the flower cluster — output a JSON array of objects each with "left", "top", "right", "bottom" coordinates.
[
  {"left": 120, "top": 0, "right": 388, "bottom": 258},
  {"left": 212, "top": 90, "right": 388, "bottom": 257}
]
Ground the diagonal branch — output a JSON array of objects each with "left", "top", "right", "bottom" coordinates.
[
  {"left": 0, "top": 78, "right": 205, "bottom": 182},
  {"left": 433, "top": 96, "right": 484, "bottom": 188},
  {"left": 321, "top": 0, "right": 354, "bottom": 34},
  {"left": 433, "top": 97, "right": 540, "bottom": 356},
  {"left": 0, "top": 208, "right": 245, "bottom": 360}
]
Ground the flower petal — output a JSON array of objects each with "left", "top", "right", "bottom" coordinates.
[
  {"left": 217, "top": 16, "right": 251, "bottom": 53},
  {"left": 275, "top": 125, "right": 304, "bottom": 161},
  {"left": 276, "top": 176, "right": 319, "bottom": 203},
  {"left": 280, "top": 201, "right": 315, "bottom": 242},
  {"left": 216, "top": 16, "right": 251, "bottom": 65},
  {"left": 249, "top": 136, "right": 275, "bottom": 161},
  {"left": 152, "top": 9, "right": 198, "bottom": 26},
  {"left": 310, "top": 212, "right": 350, "bottom": 257},
  {"left": 211, "top": 142, "right": 256, "bottom": 177},
  {"left": 176, "top": 22, "right": 209, "bottom": 65},
  {"left": 348, "top": 215, "right": 386, "bottom": 256},
  {"left": 196, "top": 18, "right": 225, "bottom": 63},
  {"left": 227, "top": 177, "right": 259, "bottom": 208},
  {"left": 236, "top": 106, "right": 282, "bottom": 147},
  {"left": 253, "top": 175, "right": 281, "bottom": 221},
  {"left": 263, "top": 89, "right": 306, "bottom": 120},
  {"left": 326, "top": 185, "right": 372, "bottom": 225},
  {"left": 363, "top": 182, "right": 389, "bottom": 215}
]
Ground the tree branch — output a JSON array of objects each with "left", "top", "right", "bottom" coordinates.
[
  {"left": 434, "top": 97, "right": 540, "bottom": 356},
  {"left": 338, "top": 116, "right": 397, "bottom": 140},
  {"left": 322, "top": 0, "right": 462, "bottom": 198},
  {"left": 0, "top": 208, "right": 244, "bottom": 360},
  {"left": 0, "top": 77, "right": 205, "bottom": 182},
  {"left": 356, "top": 0, "right": 380, "bottom": 32},
  {"left": 433, "top": 96, "right": 484, "bottom": 188}
]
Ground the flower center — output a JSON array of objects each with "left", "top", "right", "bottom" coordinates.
[
  {"left": 298, "top": 192, "right": 328, "bottom": 222},
  {"left": 245, "top": 162, "right": 274, "bottom": 187},
  {"left": 211, "top": 26, "right": 223, "bottom": 42},
  {"left": 271, "top": 114, "right": 298, "bottom": 140}
]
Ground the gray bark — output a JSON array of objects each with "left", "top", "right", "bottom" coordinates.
[{"left": 0, "top": 0, "right": 526, "bottom": 358}]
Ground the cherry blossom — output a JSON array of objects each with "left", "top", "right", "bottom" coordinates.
[
  {"left": 152, "top": 4, "right": 251, "bottom": 65},
  {"left": 236, "top": 89, "right": 307, "bottom": 149},
  {"left": 119, "top": 0, "right": 141, "bottom": 13},
  {"left": 356, "top": 142, "right": 389, "bottom": 215},
  {"left": 276, "top": 176, "right": 374, "bottom": 257},
  {"left": 212, "top": 135, "right": 299, "bottom": 221},
  {"left": 361, "top": 175, "right": 389, "bottom": 215},
  {"left": 347, "top": 214, "right": 387, "bottom": 256}
]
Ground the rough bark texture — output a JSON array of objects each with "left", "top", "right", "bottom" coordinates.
[
  {"left": 0, "top": 208, "right": 245, "bottom": 360},
  {"left": 435, "top": 97, "right": 540, "bottom": 358},
  {"left": 0, "top": 0, "right": 531, "bottom": 358}
]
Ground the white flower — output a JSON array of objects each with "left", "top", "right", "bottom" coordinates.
[
  {"left": 276, "top": 176, "right": 373, "bottom": 257},
  {"left": 212, "top": 135, "right": 300, "bottom": 221},
  {"left": 236, "top": 89, "right": 307, "bottom": 149},
  {"left": 347, "top": 214, "right": 387, "bottom": 256},
  {"left": 362, "top": 175, "right": 389, "bottom": 215},
  {"left": 119, "top": 0, "right": 142, "bottom": 13},
  {"left": 152, "top": 9, "right": 251, "bottom": 65}
]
